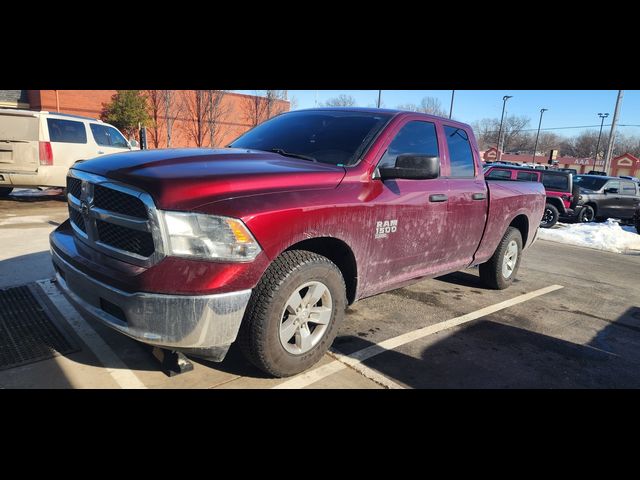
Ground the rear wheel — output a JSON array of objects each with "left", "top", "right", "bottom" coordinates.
[
  {"left": 238, "top": 250, "right": 347, "bottom": 377},
  {"left": 540, "top": 203, "right": 559, "bottom": 228},
  {"left": 0, "top": 187, "right": 13, "bottom": 197},
  {"left": 479, "top": 227, "right": 523, "bottom": 290},
  {"left": 578, "top": 205, "right": 595, "bottom": 223}
]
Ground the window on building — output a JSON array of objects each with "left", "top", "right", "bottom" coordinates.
[
  {"left": 444, "top": 125, "right": 475, "bottom": 177},
  {"left": 378, "top": 121, "right": 439, "bottom": 169},
  {"left": 47, "top": 119, "right": 87, "bottom": 144},
  {"left": 486, "top": 169, "right": 512, "bottom": 180}
]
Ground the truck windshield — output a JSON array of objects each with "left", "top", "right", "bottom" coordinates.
[
  {"left": 574, "top": 176, "right": 608, "bottom": 191},
  {"left": 229, "top": 110, "right": 392, "bottom": 166}
]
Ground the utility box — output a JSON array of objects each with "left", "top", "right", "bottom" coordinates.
[{"left": 548, "top": 149, "right": 559, "bottom": 165}]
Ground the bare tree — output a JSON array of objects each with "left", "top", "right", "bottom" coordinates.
[
  {"left": 145, "top": 90, "right": 163, "bottom": 149},
  {"left": 205, "top": 90, "right": 229, "bottom": 148},
  {"left": 163, "top": 90, "right": 183, "bottom": 148},
  {"left": 183, "top": 90, "right": 210, "bottom": 147},
  {"left": 265, "top": 90, "right": 288, "bottom": 119},
  {"left": 242, "top": 91, "right": 269, "bottom": 127},
  {"left": 323, "top": 94, "right": 357, "bottom": 107},
  {"left": 471, "top": 115, "right": 530, "bottom": 152},
  {"left": 397, "top": 97, "right": 447, "bottom": 116}
]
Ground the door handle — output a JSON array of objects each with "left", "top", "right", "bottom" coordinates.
[
  {"left": 472, "top": 193, "right": 487, "bottom": 201},
  {"left": 429, "top": 194, "right": 448, "bottom": 203}
]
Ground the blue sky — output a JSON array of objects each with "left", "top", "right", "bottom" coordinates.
[{"left": 235, "top": 90, "right": 640, "bottom": 138}]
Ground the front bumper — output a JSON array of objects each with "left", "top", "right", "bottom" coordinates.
[{"left": 51, "top": 248, "right": 252, "bottom": 361}]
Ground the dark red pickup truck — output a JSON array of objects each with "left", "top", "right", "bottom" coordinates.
[{"left": 50, "top": 108, "right": 545, "bottom": 377}]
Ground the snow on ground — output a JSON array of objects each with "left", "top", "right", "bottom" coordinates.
[{"left": 538, "top": 219, "right": 640, "bottom": 255}]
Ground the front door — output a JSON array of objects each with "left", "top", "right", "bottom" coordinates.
[
  {"left": 363, "top": 118, "right": 450, "bottom": 295},
  {"left": 600, "top": 180, "right": 621, "bottom": 218},
  {"left": 89, "top": 123, "right": 131, "bottom": 157}
]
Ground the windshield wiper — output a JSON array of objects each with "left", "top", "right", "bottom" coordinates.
[{"left": 268, "top": 148, "right": 317, "bottom": 163}]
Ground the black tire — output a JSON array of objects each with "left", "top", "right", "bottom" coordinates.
[
  {"left": 0, "top": 187, "right": 13, "bottom": 197},
  {"left": 635, "top": 214, "right": 640, "bottom": 235},
  {"left": 540, "top": 203, "right": 559, "bottom": 228},
  {"left": 237, "top": 250, "right": 347, "bottom": 378},
  {"left": 479, "top": 227, "right": 523, "bottom": 290},
  {"left": 594, "top": 216, "right": 607, "bottom": 223},
  {"left": 578, "top": 205, "right": 595, "bottom": 223}
]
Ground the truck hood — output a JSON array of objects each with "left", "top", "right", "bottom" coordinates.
[{"left": 73, "top": 148, "right": 347, "bottom": 210}]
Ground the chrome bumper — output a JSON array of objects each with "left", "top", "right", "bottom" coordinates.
[{"left": 51, "top": 249, "right": 252, "bottom": 361}]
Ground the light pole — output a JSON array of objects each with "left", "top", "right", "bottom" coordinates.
[
  {"left": 377, "top": 90, "right": 382, "bottom": 108},
  {"left": 449, "top": 90, "right": 455, "bottom": 119},
  {"left": 496, "top": 95, "right": 513, "bottom": 161},
  {"left": 595, "top": 112, "right": 609, "bottom": 169},
  {"left": 532, "top": 108, "right": 548, "bottom": 163}
]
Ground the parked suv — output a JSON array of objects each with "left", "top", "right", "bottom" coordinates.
[
  {"left": 484, "top": 165, "right": 575, "bottom": 228},
  {"left": 573, "top": 175, "right": 640, "bottom": 223},
  {"left": 0, "top": 109, "right": 138, "bottom": 195}
]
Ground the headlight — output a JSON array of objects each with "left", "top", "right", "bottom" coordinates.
[{"left": 159, "top": 211, "right": 261, "bottom": 261}]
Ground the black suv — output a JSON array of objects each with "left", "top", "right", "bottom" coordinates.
[{"left": 574, "top": 175, "right": 640, "bottom": 223}]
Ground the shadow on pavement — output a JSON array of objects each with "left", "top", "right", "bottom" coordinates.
[{"left": 334, "top": 307, "right": 640, "bottom": 388}]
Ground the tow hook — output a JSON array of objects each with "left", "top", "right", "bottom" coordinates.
[{"left": 150, "top": 346, "right": 194, "bottom": 377}]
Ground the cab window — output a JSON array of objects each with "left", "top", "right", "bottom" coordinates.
[
  {"left": 486, "top": 169, "right": 512, "bottom": 180},
  {"left": 378, "top": 121, "right": 439, "bottom": 169}
]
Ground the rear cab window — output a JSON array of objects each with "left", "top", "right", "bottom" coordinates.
[
  {"left": 444, "top": 125, "right": 475, "bottom": 177},
  {"left": 47, "top": 118, "right": 87, "bottom": 143}
]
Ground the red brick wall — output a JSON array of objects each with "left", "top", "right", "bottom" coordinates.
[{"left": 29, "top": 90, "right": 289, "bottom": 148}]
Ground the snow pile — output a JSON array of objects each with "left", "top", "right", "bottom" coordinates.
[{"left": 538, "top": 219, "right": 640, "bottom": 255}]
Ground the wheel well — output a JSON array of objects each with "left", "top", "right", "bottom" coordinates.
[
  {"left": 584, "top": 202, "right": 598, "bottom": 214},
  {"left": 285, "top": 237, "right": 357, "bottom": 304},
  {"left": 509, "top": 215, "right": 529, "bottom": 246},
  {"left": 545, "top": 197, "right": 563, "bottom": 210}
]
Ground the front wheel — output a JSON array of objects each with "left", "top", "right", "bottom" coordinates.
[
  {"left": 237, "top": 250, "right": 347, "bottom": 378},
  {"left": 578, "top": 205, "right": 595, "bottom": 223},
  {"left": 479, "top": 227, "right": 523, "bottom": 290},
  {"left": 540, "top": 204, "right": 559, "bottom": 228}
]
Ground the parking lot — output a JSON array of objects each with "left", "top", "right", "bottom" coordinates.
[{"left": 1, "top": 191, "right": 639, "bottom": 389}]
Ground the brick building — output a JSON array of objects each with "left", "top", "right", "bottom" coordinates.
[
  {"left": 1, "top": 90, "right": 289, "bottom": 148},
  {"left": 481, "top": 147, "right": 640, "bottom": 177}
]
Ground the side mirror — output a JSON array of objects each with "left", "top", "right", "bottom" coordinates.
[
  {"left": 379, "top": 154, "right": 440, "bottom": 180},
  {"left": 129, "top": 139, "right": 139, "bottom": 149},
  {"left": 604, "top": 188, "right": 619, "bottom": 194}
]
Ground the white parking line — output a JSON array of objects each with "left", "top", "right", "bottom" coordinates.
[
  {"left": 37, "top": 279, "right": 147, "bottom": 389},
  {"left": 274, "top": 284, "right": 564, "bottom": 389}
]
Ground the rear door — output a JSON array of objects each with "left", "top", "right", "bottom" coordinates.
[
  {"left": 619, "top": 180, "right": 639, "bottom": 219},
  {"left": 89, "top": 123, "right": 131, "bottom": 156},
  {"left": 0, "top": 110, "right": 40, "bottom": 173},
  {"left": 441, "top": 123, "right": 487, "bottom": 266}
]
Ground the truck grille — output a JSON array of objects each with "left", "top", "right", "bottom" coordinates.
[
  {"left": 96, "top": 220, "right": 155, "bottom": 257},
  {"left": 94, "top": 184, "right": 148, "bottom": 219},
  {"left": 66, "top": 171, "right": 162, "bottom": 266}
]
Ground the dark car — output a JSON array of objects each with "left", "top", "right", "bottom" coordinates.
[{"left": 574, "top": 175, "right": 640, "bottom": 223}]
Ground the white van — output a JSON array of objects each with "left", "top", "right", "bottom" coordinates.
[{"left": 0, "top": 109, "right": 139, "bottom": 195}]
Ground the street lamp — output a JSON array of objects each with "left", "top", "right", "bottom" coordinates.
[
  {"left": 532, "top": 108, "right": 548, "bottom": 163},
  {"left": 496, "top": 95, "right": 513, "bottom": 161},
  {"left": 377, "top": 90, "right": 382, "bottom": 108},
  {"left": 449, "top": 90, "right": 455, "bottom": 119},
  {"left": 595, "top": 112, "right": 609, "bottom": 168}
]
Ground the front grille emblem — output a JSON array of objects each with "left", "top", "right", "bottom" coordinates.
[{"left": 81, "top": 200, "right": 90, "bottom": 216}]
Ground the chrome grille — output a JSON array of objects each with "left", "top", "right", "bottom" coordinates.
[
  {"left": 94, "top": 184, "right": 148, "bottom": 219},
  {"left": 66, "top": 171, "right": 164, "bottom": 266},
  {"left": 96, "top": 220, "right": 155, "bottom": 257}
]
